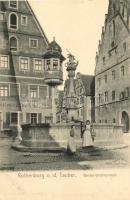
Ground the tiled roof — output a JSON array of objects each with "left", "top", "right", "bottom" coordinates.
[
  {"left": 80, "top": 74, "right": 95, "bottom": 96},
  {"left": 64, "top": 74, "right": 95, "bottom": 96}
]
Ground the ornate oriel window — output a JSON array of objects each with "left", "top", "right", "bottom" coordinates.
[
  {"left": 46, "top": 59, "right": 51, "bottom": 70},
  {"left": 53, "top": 59, "right": 58, "bottom": 70}
]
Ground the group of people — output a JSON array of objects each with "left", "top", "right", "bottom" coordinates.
[{"left": 67, "top": 120, "right": 94, "bottom": 155}]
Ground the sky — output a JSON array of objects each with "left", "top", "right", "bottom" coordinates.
[{"left": 29, "top": 0, "right": 108, "bottom": 81}]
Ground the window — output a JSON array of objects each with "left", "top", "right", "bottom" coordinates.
[
  {"left": 0, "top": 12, "right": 4, "bottom": 21},
  {"left": 20, "top": 57, "right": 29, "bottom": 71},
  {"left": 10, "top": 112, "right": 18, "bottom": 124},
  {"left": 53, "top": 59, "right": 58, "bottom": 70},
  {"left": 98, "top": 78, "right": 101, "bottom": 86},
  {"left": 46, "top": 59, "right": 51, "bottom": 71},
  {"left": 21, "top": 15, "right": 28, "bottom": 26},
  {"left": 112, "top": 70, "right": 115, "bottom": 80},
  {"left": 121, "top": 66, "right": 125, "bottom": 76},
  {"left": 34, "top": 59, "right": 43, "bottom": 71},
  {"left": 45, "top": 116, "right": 52, "bottom": 124},
  {"left": 113, "top": 118, "right": 116, "bottom": 123},
  {"left": 105, "top": 120, "right": 107, "bottom": 123},
  {"left": 30, "top": 86, "right": 38, "bottom": 98},
  {"left": 9, "top": 1, "right": 18, "bottom": 8},
  {"left": 9, "top": 13, "right": 18, "bottom": 29},
  {"left": 0, "top": 86, "right": 9, "bottom": 96},
  {"left": 112, "top": 90, "right": 115, "bottom": 101},
  {"left": 123, "top": 42, "right": 126, "bottom": 52},
  {"left": 104, "top": 75, "right": 107, "bottom": 83},
  {"left": 104, "top": 91, "right": 108, "bottom": 102},
  {"left": 29, "top": 39, "right": 38, "bottom": 48},
  {"left": 10, "top": 36, "right": 18, "bottom": 51},
  {"left": 125, "top": 87, "right": 129, "bottom": 98},
  {"left": 120, "top": 92, "right": 125, "bottom": 100},
  {"left": 99, "top": 94, "right": 102, "bottom": 104},
  {"left": 31, "top": 113, "right": 37, "bottom": 124},
  {"left": 0, "top": 55, "right": 9, "bottom": 68},
  {"left": 103, "top": 56, "right": 105, "bottom": 64}
]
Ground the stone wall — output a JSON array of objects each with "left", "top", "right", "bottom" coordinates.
[
  {"left": 93, "top": 123, "right": 123, "bottom": 147},
  {"left": 21, "top": 123, "right": 124, "bottom": 149}
]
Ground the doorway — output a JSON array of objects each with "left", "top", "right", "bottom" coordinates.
[{"left": 121, "top": 111, "right": 129, "bottom": 133}]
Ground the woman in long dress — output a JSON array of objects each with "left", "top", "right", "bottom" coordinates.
[
  {"left": 82, "top": 120, "right": 93, "bottom": 148},
  {"left": 67, "top": 125, "right": 76, "bottom": 155}
]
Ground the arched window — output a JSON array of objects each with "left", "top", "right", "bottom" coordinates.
[
  {"left": 9, "top": 13, "right": 18, "bottom": 29},
  {"left": 10, "top": 36, "right": 18, "bottom": 51}
]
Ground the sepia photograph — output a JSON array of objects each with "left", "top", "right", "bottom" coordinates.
[{"left": 0, "top": 0, "right": 130, "bottom": 174}]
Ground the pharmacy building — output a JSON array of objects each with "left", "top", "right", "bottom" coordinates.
[{"left": 0, "top": 0, "right": 65, "bottom": 132}]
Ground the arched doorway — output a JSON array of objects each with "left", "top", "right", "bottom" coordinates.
[{"left": 121, "top": 111, "right": 129, "bottom": 133}]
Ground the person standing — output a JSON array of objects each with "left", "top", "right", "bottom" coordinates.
[
  {"left": 82, "top": 120, "right": 93, "bottom": 148},
  {"left": 67, "top": 125, "right": 76, "bottom": 155}
]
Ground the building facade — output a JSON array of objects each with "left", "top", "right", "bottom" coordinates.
[
  {"left": 0, "top": 0, "right": 64, "bottom": 131},
  {"left": 95, "top": 0, "right": 130, "bottom": 133}
]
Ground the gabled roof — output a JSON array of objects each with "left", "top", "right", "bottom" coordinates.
[
  {"left": 26, "top": 0, "right": 49, "bottom": 46},
  {"left": 79, "top": 74, "right": 95, "bottom": 96}
]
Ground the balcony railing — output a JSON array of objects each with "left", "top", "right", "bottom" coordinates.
[{"left": 44, "top": 70, "right": 63, "bottom": 85}]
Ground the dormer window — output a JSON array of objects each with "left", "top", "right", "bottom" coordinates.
[
  {"left": 10, "top": 36, "right": 18, "bottom": 51},
  {"left": 9, "top": 13, "right": 18, "bottom": 29},
  {"left": 9, "top": 1, "right": 18, "bottom": 9}
]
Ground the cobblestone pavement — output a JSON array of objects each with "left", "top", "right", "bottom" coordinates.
[{"left": 0, "top": 137, "right": 130, "bottom": 171}]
